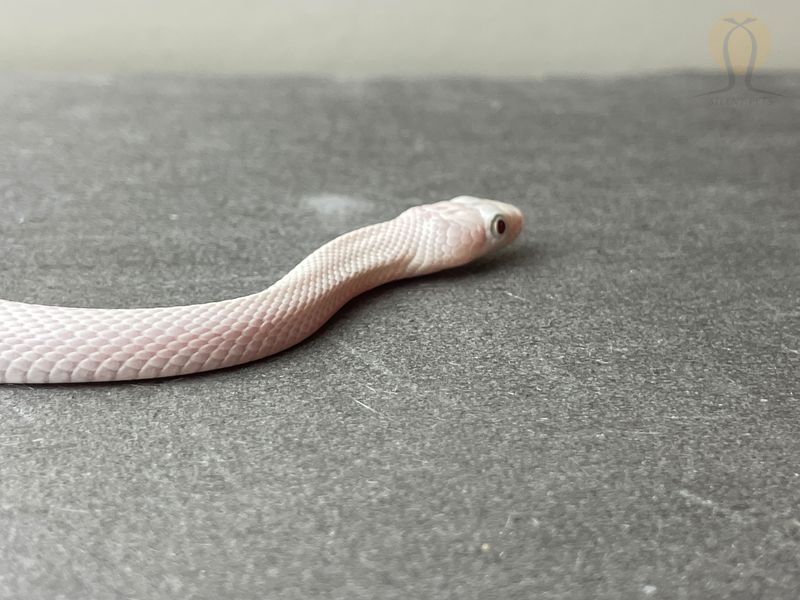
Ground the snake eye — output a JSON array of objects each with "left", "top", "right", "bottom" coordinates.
[{"left": 491, "top": 215, "right": 507, "bottom": 238}]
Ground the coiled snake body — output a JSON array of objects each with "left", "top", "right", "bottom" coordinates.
[{"left": 0, "top": 196, "right": 523, "bottom": 384}]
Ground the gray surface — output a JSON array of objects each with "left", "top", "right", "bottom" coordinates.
[{"left": 0, "top": 73, "right": 798, "bottom": 599}]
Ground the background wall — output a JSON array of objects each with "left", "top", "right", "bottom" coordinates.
[{"left": 0, "top": 0, "right": 798, "bottom": 76}]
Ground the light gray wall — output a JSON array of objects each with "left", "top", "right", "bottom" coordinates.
[{"left": 0, "top": 0, "right": 797, "bottom": 76}]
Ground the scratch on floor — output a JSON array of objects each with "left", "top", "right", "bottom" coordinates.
[
  {"left": 352, "top": 398, "right": 380, "bottom": 415},
  {"left": 679, "top": 489, "right": 717, "bottom": 508},
  {"left": 52, "top": 506, "right": 91, "bottom": 514},
  {"left": 678, "top": 489, "right": 748, "bottom": 523},
  {"left": 336, "top": 339, "right": 418, "bottom": 393},
  {"left": 502, "top": 290, "right": 530, "bottom": 303}
]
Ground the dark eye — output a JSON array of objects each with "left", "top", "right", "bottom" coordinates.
[{"left": 491, "top": 215, "right": 507, "bottom": 237}]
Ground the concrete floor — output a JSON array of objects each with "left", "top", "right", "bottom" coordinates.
[{"left": 0, "top": 73, "right": 798, "bottom": 599}]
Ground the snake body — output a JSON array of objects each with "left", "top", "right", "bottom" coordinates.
[{"left": 0, "top": 196, "right": 523, "bottom": 384}]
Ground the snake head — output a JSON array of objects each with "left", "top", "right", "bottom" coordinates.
[{"left": 405, "top": 195, "right": 524, "bottom": 275}]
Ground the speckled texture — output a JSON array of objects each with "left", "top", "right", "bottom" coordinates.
[{"left": 0, "top": 73, "right": 798, "bottom": 599}]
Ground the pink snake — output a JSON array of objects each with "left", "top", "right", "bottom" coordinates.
[{"left": 0, "top": 196, "right": 523, "bottom": 384}]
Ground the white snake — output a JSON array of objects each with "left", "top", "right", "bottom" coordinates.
[{"left": 0, "top": 196, "right": 523, "bottom": 384}]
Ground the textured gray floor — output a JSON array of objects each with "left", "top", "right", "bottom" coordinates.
[{"left": 0, "top": 73, "right": 798, "bottom": 599}]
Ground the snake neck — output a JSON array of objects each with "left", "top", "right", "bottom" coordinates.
[
  {"left": 272, "top": 216, "right": 417, "bottom": 300},
  {"left": 234, "top": 215, "right": 418, "bottom": 355}
]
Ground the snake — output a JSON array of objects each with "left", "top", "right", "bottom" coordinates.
[{"left": 0, "top": 196, "right": 523, "bottom": 384}]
